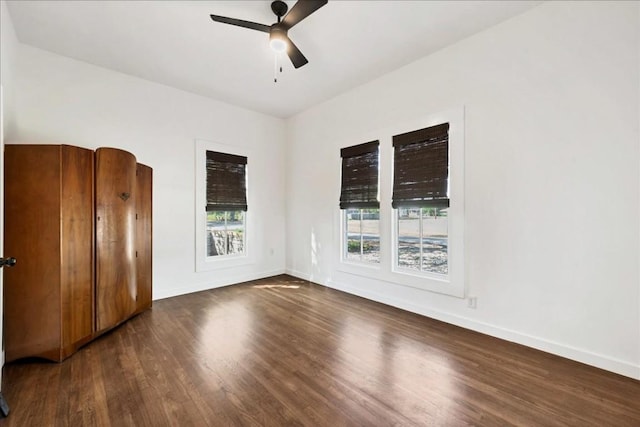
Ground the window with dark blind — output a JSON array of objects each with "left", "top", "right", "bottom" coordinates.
[
  {"left": 206, "top": 151, "right": 247, "bottom": 211},
  {"left": 339, "top": 140, "right": 379, "bottom": 209},
  {"left": 205, "top": 150, "right": 247, "bottom": 257},
  {"left": 340, "top": 141, "right": 380, "bottom": 264},
  {"left": 334, "top": 109, "right": 464, "bottom": 294},
  {"left": 392, "top": 123, "right": 449, "bottom": 208}
]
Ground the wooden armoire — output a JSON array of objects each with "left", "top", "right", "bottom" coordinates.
[{"left": 3, "top": 144, "right": 152, "bottom": 362}]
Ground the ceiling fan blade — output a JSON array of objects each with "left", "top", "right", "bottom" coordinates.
[
  {"left": 281, "top": 0, "right": 328, "bottom": 30},
  {"left": 285, "top": 36, "right": 308, "bottom": 69},
  {"left": 209, "top": 15, "right": 271, "bottom": 33}
]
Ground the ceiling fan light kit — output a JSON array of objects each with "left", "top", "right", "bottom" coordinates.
[
  {"left": 210, "top": 0, "right": 328, "bottom": 80},
  {"left": 269, "top": 27, "right": 288, "bottom": 53}
]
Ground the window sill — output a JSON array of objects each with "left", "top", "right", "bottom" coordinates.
[
  {"left": 196, "top": 253, "right": 253, "bottom": 272},
  {"left": 392, "top": 267, "right": 449, "bottom": 283},
  {"left": 336, "top": 259, "right": 463, "bottom": 298},
  {"left": 339, "top": 259, "right": 382, "bottom": 271}
]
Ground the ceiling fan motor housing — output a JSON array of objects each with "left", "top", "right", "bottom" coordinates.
[{"left": 271, "top": 1, "right": 288, "bottom": 20}]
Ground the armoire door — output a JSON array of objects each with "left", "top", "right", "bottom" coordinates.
[
  {"left": 95, "top": 147, "right": 137, "bottom": 332},
  {"left": 59, "top": 145, "right": 95, "bottom": 358},
  {"left": 135, "top": 163, "right": 153, "bottom": 313},
  {"left": 4, "top": 145, "right": 63, "bottom": 361},
  {"left": 4, "top": 145, "right": 94, "bottom": 362}
]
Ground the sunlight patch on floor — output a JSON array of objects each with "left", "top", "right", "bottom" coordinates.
[{"left": 252, "top": 284, "right": 300, "bottom": 289}]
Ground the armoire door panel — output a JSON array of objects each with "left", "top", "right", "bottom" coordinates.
[
  {"left": 4, "top": 145, "right": 62, "bottom": 361},
  {"left": 95, "top": 147, "right": 137, "bottom": 332},
  {"left": 60, "top": 145, "right": 95, "bottom": 357},
  {"left": 135, "top": 163, "right": 153, "bottom": 313}
]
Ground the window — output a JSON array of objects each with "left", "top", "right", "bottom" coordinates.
[
  {"left": 334, "top": 109, "right": 464, "bottom": 297},
  {"left": 397, "top": 207, "right": 448, "bottom": 274},
  {"left": 339, "top": 141, "right": 380, "bottom": 264},
  {"left": 345, "top": 208, "right": 380, "bottom": 263},
  {"left": 207, "top": 210, "right": 244, "bottom": 256},
  {"left": 205, "top": 150, "right": 247, "bottom": 258},
  {"left": 393, "top": 123, "right": 449, "bottom": 276}
]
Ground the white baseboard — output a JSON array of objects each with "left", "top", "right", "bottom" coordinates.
[
  {"left": 318, "top": 276, "right": 639, "bottom": 380},
  {"left": 285, "top": 268, "right": 312, "bottom": 282},
  {"left": 153, "top": 268, "right": 286, "bottom": 300}
]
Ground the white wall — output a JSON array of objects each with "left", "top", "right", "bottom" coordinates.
[
  {"left": 1, "top": 0, "right": 18, "bottom": 135},
  {"left": 285, "top": 1, "right": 640, "bottom": 379},
  {"left": 8, "top": 44, "right": 287, "bottom": 299}
]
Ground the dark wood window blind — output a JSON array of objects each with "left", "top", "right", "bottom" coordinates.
[
  {"left": 206, "top": 151, "right": 247, "bottom": 211},
  {"left": 392, "top": 123, "right": 449, "bottom": 208},
  {"left": 339, "top": 140, "right": 379, "bottom": 209}
]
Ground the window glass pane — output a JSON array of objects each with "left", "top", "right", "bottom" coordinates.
[
  {"left": 207, "top": 211, "right": 226, "bottom": 256},
  {"left": 421, "top": 207, "right": 448, "bottom": 274},
  {"left": 206, "top": 210, "right": 244, "bottom": 257},
  {"left": 361, "top": 208, "right": 380, "bottom": 263},
  {"left": 345, "top": 208, "right": 361, "bottom": 262},
  {"left": 398, "top": 208, "right": 420, "bottom": 270},
  {"left": 226, "top": 210, "right": 245, "bottom": 255}
]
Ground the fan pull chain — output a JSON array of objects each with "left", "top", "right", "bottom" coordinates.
[{"left": 274, "top": 52, "right": 284, "bottom": 83}]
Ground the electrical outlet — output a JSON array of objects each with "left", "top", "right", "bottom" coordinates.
[{"left": 468, "top": 296, "right": 477, "bottom": 309}]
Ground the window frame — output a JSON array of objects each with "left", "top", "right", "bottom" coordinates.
[
  {"left": 394, "top": 206, "right": 449, "bottom": 278},
  {"left": 390, "top": 109, "right": 464, "bottom": 296},
  {"left": 195, "top": 139, "right": 253, "bottom": 272},
  {"left": 335, "top": 107, "right": 465, "bottom": 298},
  {"left": 206, "top": 210, "right": 246, "bottom": 257},
  {"left": 339, "top": 140, "right": 381, "bottom": 266},
  {"left": 392, "top": 122, "right": 450, "bottom": 280},
  {"left": 342, "top": 207, "right": 381, "bottom": 265}
]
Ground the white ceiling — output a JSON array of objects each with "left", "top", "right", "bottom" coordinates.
[{"left": 6, "top": 0, "right": 541, "bottom": 118}]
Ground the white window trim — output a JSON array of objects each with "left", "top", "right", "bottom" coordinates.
[
  {"left": 335, "top": 107, "right": 465, "bottom": 298},
  {"left": 194, "top": 139, "right": 254, "bottom": 272}
]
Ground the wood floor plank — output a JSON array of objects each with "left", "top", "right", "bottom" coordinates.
[{"left": 2, "top": 275, "right": 639, "bottom": 426}]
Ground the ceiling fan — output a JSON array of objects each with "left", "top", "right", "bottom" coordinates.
[{"left": 210, "top": 0, "right": 328, "bottom": 69}]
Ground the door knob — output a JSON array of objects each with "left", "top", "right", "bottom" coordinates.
[{"left": 0, "top": 257, "right": 17, "bottom": 268}]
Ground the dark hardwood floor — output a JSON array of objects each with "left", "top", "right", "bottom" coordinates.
[{"left": 2, "top": 275, "right": 639, "bottom": 426}]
